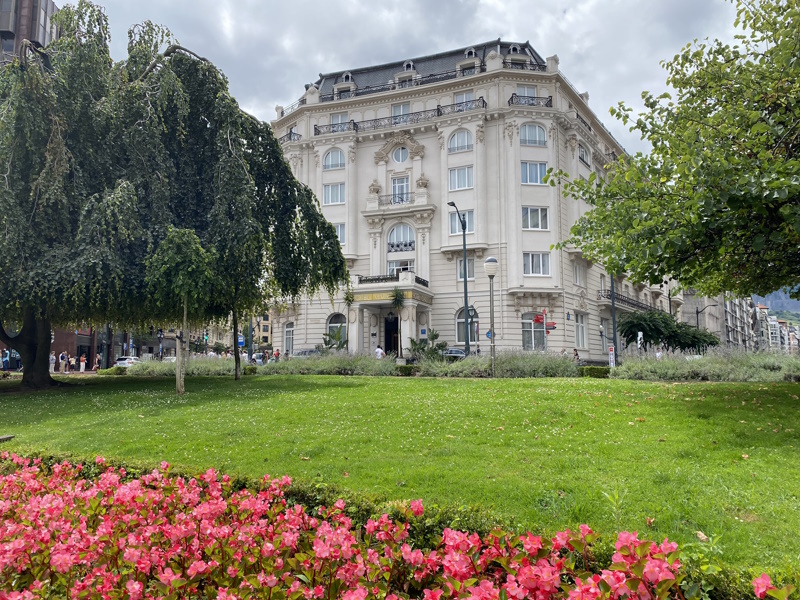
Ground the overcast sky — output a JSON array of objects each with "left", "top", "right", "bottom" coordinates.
[{"left": 98, "top": 0, "right": 739, "bottom": 154}]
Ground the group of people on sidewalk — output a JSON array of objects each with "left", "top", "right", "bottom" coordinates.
[{"left": 48, "top": 351, "right": 101, "bottom": 374}]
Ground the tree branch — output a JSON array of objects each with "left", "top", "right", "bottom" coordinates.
[{"left": 137, "top": 44, "right": 209, "bottom": 81}]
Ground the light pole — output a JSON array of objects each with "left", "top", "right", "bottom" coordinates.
[
  {"left": 448, "top": 201, "right": 471, "bottom": 355},
  {"left": 696, "top": 304, "right": 718, "bottom": 329},
  {"left": 609, "top": 274, "right": 619, "bottom": 366},
  {"left": 157, "top": 328, "right": 164, "bottom": 361},
  {"left": 484, "top": 257, "right": 498, "bottom": 376},
  {"left": 599, "top": 324, "right": 605, "bottom": 349}
]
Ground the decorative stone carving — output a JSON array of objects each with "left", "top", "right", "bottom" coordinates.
[
  {"left": 370, "top": 314, "right": 378, "bottom": 327},
  {"left": 348, "top": 145, "right": 356, "bottom": 163},
  {"left": 476, "top": 122, "right": 485, "bottom": 144},
  {"left": 289, "top": 154, "right": 302, "bottom": 172},
  {"left": 348, "top": 309, "right": 357, "bottom": 322},
  {"left": 374, "top": 130, "right": 424, "bottom": 164},
  {"left": 367, "top": 217, "right": 385, "bottom": 229},
  {"left": 504, "top": 122, "right": 518, "bottom": 147},
  {"left": 313, "top": 150, "right": 320, "bottom": 167},
  {"left": 566, "top": 134, "right": 578, "bottom": 158},
  {"left": 418, "top": 313, "right": 427, "bottom": 326},
  {"left": 578, "top": 290, "right": 588, "bottom": 310},
  {"left": 437, "top": 130, "right": 445, "bottom": 150},
  {"left": 416, "top": 173, "right": 429, "bottom": 189},
  {"left": 412, "top": 209, "right": 435, "bottom": 226},
  {"left": 368, "top": 179, "right": 382, "bottom": 195}
]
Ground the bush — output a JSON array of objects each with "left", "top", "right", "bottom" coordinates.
[
  {"left": 613, "top": 348, "right": 800, "bottom": 382},
  {"left": 579, "top": 366, "right": 611, "bottom": 378},
  {"left": 394, "top": 364, "right": 419, "bottom": 377},
  {"left": 242, "top": 364, "right": 258, "bottom": 376},
  {"left": 126, "top": 357, "right": 236, "bottom": 377},
  {"left": 258, "top": 352, "right": 398, "bottom": 377},
  {"left": 97, "top": 365, "right": 127, "bottom": 376}
]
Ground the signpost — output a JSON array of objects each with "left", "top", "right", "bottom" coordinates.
[
  {"left": 237, "top": 334, "right": 245, "bottom": 348},
  {"left": 608, "top": 346, "right": 616, "bottom": 368}
]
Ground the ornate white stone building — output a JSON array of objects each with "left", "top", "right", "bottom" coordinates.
[{"left": 270, "top": 40, "right": 682, "bottom": 360}]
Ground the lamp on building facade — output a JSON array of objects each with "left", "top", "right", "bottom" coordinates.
[
  {"left": 448, "top": 201, "right": 472, "bottom": 355},
  {"left": 483, "top": 257, "right": 498, "bottom": 376},
  {"left": 696, "top": 304, "right": 718, "bottom": 329}
]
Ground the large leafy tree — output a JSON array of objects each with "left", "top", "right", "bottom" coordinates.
[
  {"left": 617, "top": 311, "right": 719, "bottom": 353},
  {"left": 556, "top": 0, "right": 800, "bottom": 299},
  {"left": 0, "top": 1, "right": 347, "bottom": 388}
]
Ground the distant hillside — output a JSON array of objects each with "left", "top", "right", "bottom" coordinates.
[{"left": 752, "top": 290, "right": 800, "bottom": 311}]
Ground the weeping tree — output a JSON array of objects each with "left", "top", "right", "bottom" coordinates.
[
  {"left": 0, "top": 1, "right": 347, "bottom": 389},
  {"left": 145, "top": 228, "right": 212, "bottom": 394}
]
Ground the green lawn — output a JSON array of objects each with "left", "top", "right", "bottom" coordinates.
[{"left": 1, "top": 375, "right": 798, "bottom": 568}]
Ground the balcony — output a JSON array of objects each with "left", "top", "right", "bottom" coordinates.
[
  {"left": 387, "top": 240, "right": 415, "bottom": 253},
  {"left": 358, "top": 272, "right": 429, "bottom": 288},
  {"left": 597, "top": 290, "right": 661, "bottom": 312},
  {"left": 502, "top": 60, "right": 547, "bottom": 72},
  {"left": 508, "top": 93, "right": 553, "bottom": 108},
  {"left": 314, "top": 98, "right": 487, "bottom": 136},
  {"left": 278, "top": 131, "right": 302, "bottom": 144},
  {"left": 314, "top": 121, "right": 357, "bottom": 135},
  {"left": 575, "top": 113, "right": 593, "bottom": 133},
  {"left": 378, "top": 192, "right": 417, "bottom": 207},
  {"left": 280, "top": 98, "right": 306, "bottom": 118}
]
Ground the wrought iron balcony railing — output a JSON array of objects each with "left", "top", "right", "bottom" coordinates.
[
  {"left": 387, "top": 240, "right": 415, "bottom": 253},
  {"left": 357, "top": 273, "right": 429, "bottom": 288},
  {"left": 597, "top": 290, "right": 662, "bottom": 312},
  {"left": 314, "top": 98, "right": 487, "bottom": 136},
  {"left": 576, "top": 113, "right": 593, "bottom": 133},
  {"left": 315, "top": 121, "right": 357, "bottom": 135},
  {"left": 378, "top": 193, "right": 415, "bottom": 206},
  {"left": 278, "top": 131, "right": 302, "bottom": 144},
  {"left": 503, "top": 60, "right": 547, "bottom": 71},
  {"left": 508, "top": 93, "right": 553, "bottom": 108},
  {"left": 280, "top": 98, "right": 306, "bottom": 118}
]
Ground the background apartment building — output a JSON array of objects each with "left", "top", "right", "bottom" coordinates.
[
  {"left": 0, "top": 0, "right": 58, "bottom": 63},
  {"left": 270, "top": 40, "right": 684, "bottom": 360}
]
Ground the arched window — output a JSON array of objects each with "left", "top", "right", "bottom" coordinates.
[
  {"left": 456, "top": 307, "right": 479, "bottom": 344},
  {"left": 393, "top": 146, "right": 409, "bottom": 163},
  {"left": 284, "top": 322, "right": 294, "bottom": 356},
  {"left": 509, "top": 44, "right": 520, "bottom": 54},
  {"left": 388, "top": 224, "right": 415, "bottom": 252},
  {"left": 327, "top": 313, "right": 347, "bottom": 344},
  {"left": 404, "top": 60, "right": 414, "bottom": 71},
  {"left": 342, "top": 72, "right": 352, "bottom": 83},
  {"left": 465, "top": 48, "right": 476, "bottom": 58},
  {"left": 522, "top": 312, "right": 546, "bottom": 351},
  {"left": 448, "top": 130, "right": 473, "bottom": 153},
  {"left": 520, "top": 124, "right": 546, "bottom": 146},
  {"left": 578, "top": 144, "right": 590, "bottom": 165},
  {"left": 323, "top": 148, "right": 345, "bottom": 170}
]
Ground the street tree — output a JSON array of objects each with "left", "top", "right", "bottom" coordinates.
[
  {"left": 0, "top": 2, "right": 347, "bottom": 388},
  {"left": 555, "top": 0, "right": 800, "bottom": 299}
]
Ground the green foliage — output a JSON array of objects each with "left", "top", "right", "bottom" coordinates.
[
  {"left": 554, "top": 0, "right": 800, "bottom": 299},
  {"left": 408, "top": 328, "right": 448, "bottom": 362},
  {"left": 394, "top": 365, "right": 419, "bottom": 377},
  {"left": 619, "top": 311, "right": 719, "bottom": 353},
  {"left": 322, "top": 326, "right": 348, "bottom": 351},
  {"left": 126, "top": 358, "right": 235, "bottom": 377},
  {"left": 97, "top": 366, "right": 127, "bottom": 376},
  {"left": 613, "top": 349, "right": 800, "bottom": 382},
  {"left": 579, "top": 366, "right": 611, "bottom": 378},
  {"left": 242, "top": 364, "right": 258, "bottom": 376}
]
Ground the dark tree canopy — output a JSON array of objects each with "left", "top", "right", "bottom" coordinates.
[
  {"left": 0, "top": 1, "right": 347, "bottom": 388},
  {"left": 555, "top": 0, "right": 800, "bottom": 300},
  {"left": 618, "top": 311, "right": 719, "bottom": 353}
]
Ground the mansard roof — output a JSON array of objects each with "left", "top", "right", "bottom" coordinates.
[{"left": 313, "top": 40, "right": 546, "bottom": 96}]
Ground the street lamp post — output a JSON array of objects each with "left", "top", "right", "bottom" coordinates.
[
  {"left": 157, "top": 328, "right": 164, "bottom": 361},
  {"left": 696, "top": 304, "right": 718, "bottom": 329},
  {"left": 609, "top": 274, "right": 619, "bottom": 366},
  {"left": 448, "top": 201, "right": 471, "bottom": 355},
  {"left": 484, "top": 257, "right": 498, "bottom": 376},
  {"left": 599, "top": 325, "right": 605, "bottom": 349}
]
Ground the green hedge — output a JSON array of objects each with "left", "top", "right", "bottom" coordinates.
[
  {"left": 579, "top": 366, "right": 611, "bottom": 378},
  {"left": 394, "top": 364, "right": 419, "bottom": 377}
]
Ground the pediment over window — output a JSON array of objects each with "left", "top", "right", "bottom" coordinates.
[{"left": 374, "top": 130, "right": 425, "bottom": 164}]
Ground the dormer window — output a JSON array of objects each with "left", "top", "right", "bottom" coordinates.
[
  {"left": 465, "top": 48, "right": 476, "bottom": 59},
  {"left": 509, "top": 44, "right": 521, "bottom": 54},
  {"left": 342, "top": 72, "right": 352, "bottom": 83},
  {"left": 403, "top": 60, "right": 414, "bottom": 71}
]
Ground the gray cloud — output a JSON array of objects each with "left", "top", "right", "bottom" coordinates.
[{"left": 99, "top": 0, "right": 738, "bottom": 153}]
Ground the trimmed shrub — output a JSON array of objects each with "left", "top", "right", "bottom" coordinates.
[
  {"left": 579, "top": 366, "right": 611, "bottom": 378},
  {"left": 394, "top": 364, "right": 419, "bottom": 377},
  {"left": 97, "top": 365, "right": 127, "bottom": 376},
  {"left": 242, "top": 364, "right": 258, "bottom": 376}
]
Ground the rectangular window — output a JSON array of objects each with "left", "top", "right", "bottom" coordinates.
[
  {"left": 579, "top": 145, "right": 590, "bottom": 166},
  {"left": 457, "top": 258, "right": 475, "bottom": 281},
  {"left": 456, "top": 313, "right": 478, "bottom": 344},
  {"left": 575, "top": 313, "right": 587, "bottom": 349},
  {"left": 388, "top": 260, "right": 415, "bottom": 276},
  {"left": 449, "top": 166, "right": 474, "bottom": 190},
  {"left": 523, "top": 252, "right": 550, "bottom": 276},
  {"left": 392, "top": 176, "right": 410, "bottom": 203},
  {"left": 0, "top": 36, "right": 12, "bottom": 54},
  {"left": 392, "top": 103, "right": 410, "bottom": 125},
  {"left": 600, "top": 274, "right": 607, "bottom": 292},
  {"left": 521, "top": 207, "right": 549, "bottom": 230},
  {"left": 574, "top": 263, "right": 587, "bottom": 287},
  {"left": 517, "top": 84, "right": 537, "bottom": 97},
  {"left": 521, "top": 162, "right": 547, "bottom": 185},
  {"left": 449, "top": 210, "right": 474, "bottom": 234},
  {"left": 522, "top": 315, "right": 546, "bottom": 351},
  {"left": 323, "top": 183, "right": 345, "bottom": 205},
  {"left": 330, "top": 111, "right": 348, "bottom": 133},
  {"left": 262, "top": 325, "right": 269, "bottom": 333},
  {"left": 334, "top": 223, "right": 345, "bottom": 244},
  {"left": 454, "top": 90, "right": 474, "bottom": 110}
]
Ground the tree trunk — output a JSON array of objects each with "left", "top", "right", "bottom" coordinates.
[
  {"left": 232, "top": 309, "right": 241, "bottom": 380},
  {"left": 181, "top": 294, "right": 188, "bottom": 393},
  {"left": 0, "top": 309, "right": 57, "bottom": 389},
  {"left": 176, "top": 296, "right": 185, "bottom": 395}
]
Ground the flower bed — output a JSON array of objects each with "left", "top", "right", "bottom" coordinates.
[{"left": 0, "top": 453, "right": 787, "bottom": 600}]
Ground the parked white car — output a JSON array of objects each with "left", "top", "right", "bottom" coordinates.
[{"left": 115, "top": 356, "right": 142, "bottom": 367}]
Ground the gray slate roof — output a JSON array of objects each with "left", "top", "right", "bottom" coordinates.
[{"left": 314, "top": 40, "right": 546, "bottom": 96}]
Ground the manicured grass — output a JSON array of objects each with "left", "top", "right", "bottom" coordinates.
[{"left": 1, "top": 375, "right": 799, "bottom": 568}]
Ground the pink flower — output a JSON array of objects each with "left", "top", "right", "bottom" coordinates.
[
  {"left": 410, "top": 499, "right": 424, "bottom": 516},
  {"left": 521, "top": 533, "right": 542, "bottom": 554},
  {"left": 753, "top": 574, "right": 775, "bottom": 599},
  {"left": 579, "top": 524, "right": 593, "bottom": 539},
  {"left": 95, "top": 456, "right": 106, "bottom": 465},
  {"left": 423, "top": 590, "right": 444, "bottom": 600},
  {"left": 126, "top": 580, "right": 143, "bottom": 600}
]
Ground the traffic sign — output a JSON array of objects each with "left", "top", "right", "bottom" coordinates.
[
  {"left": 486, "top": 331, "right": 492, "bottom": 339},
  {"left": 237, "top": 334, "right": 245, "bottom": 347}
]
